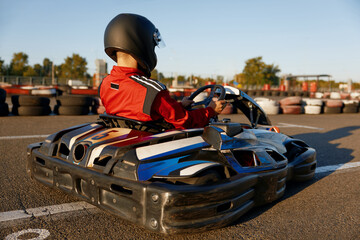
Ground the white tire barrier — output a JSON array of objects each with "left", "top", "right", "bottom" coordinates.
[
  {"left": 304, "top": 105, "right": 322, "bottom": 114},
  {"left": 303, "top": 98, "right": 323, "bottom": 106},
  {"left": 255, "top": 98, "right": 279, "bottom": 115},
  {"left": 315, "top": 92, "right": 324, "bottom": 99},
  {"left": 330, "top": 92, "right": 341, "bottom": 99}
]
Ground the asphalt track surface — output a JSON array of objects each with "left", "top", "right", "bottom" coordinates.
[{"left": 1, "top": 113, "right": 359, "bottom": 239}]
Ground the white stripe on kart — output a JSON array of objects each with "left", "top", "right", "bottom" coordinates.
[
  {"left": 0, "top": 161, "right": 359, "bottom": 224},
  {"left": 69, "top": 124, "right": 101, "bottom": 149},
  {"left": 136, "top": 136, "right": 205, "bottom": 160},
  {"left": 87, "top": 136, "right": 138, "bottom": 167},
  {"left": 180, "top": 162, "right": 219, "bottom": 176},
  {"left": 0, "top": 135, "right": 49, "bottom": 140}
]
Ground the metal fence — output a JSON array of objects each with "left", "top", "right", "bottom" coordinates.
[{"left": 0, "top": 76, "right": 93, "bottom": 86}]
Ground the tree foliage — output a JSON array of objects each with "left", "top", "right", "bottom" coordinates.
[
  {"left": 59, "top": 54, "right": 88, "bottom": 79},
  {"left": 10, "top": 52, "right": 29, "bottom": 76},
  {"left": 1, "top": 52, "right": 88, "bottom": 79},
  {"left": 0, "top": 58, "right": 5, "bottom": 75},
  {"left": 42, "top": 58, "right": 52, "bottom": 77},
  {"left": 242, "top": 56, "right": 280, "bottom": 86}
]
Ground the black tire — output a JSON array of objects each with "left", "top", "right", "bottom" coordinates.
[
  {"left": 0, "top": 88, "right": 6, "bottom": 103},
  {"left": 57, "top": 85, "right": 71, "bottom": 95},
  {"left": 16, "top": 106, "right": 51, "bottom": 116},
  {"left": 271, "top": 91, "right": 280, "bottom": 97},
  {"left": 343, "top": 106, "right": 358, "bottom": 113},
  {"left": 0, "top": 102, "right": 9, "bottom": 116},
  {"left": 57, "top": 105, "right": 90, "bottom": 115},
  {"left": 263, "top": 91, "right": 272, "bottom": 97},
  {"left": 288, "top": 91, "right": 295, "bottom": 96},
  {"left": 247, "top": 90, "right": 255, "bottom": 97},
  {"left": 56, "top": 95, "right": 93, "bottom": 106},
  {"left": 279, "top": 91, "right": 288, "bottom": 97},
  {"left": 11, "top": 95, "right": 50, "bottom": 106},
  {"left": 324, "top": 106, "right": 342, "bottom": 114},
  {"left": 256, "top": 91, "right": 264, "bottom": 97}
]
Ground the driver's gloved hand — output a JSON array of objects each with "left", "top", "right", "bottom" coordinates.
[
  {"left": 209, "top": 100, "right": 226, "bottom": 115},
  {"left": 181, "top": 97, "right": 194, "bottom": 108}
]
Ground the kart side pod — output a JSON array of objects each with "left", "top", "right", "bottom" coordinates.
[{"left": 202, "top": 123, "right": 243, "bottom": 150}]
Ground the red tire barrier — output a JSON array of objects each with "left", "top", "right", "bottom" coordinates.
[
  {"left": 325, "top": 100, "right": 343, "bottom": 108},
  {"left": 281, "top": 105, "right": 302, "bottom": 114},
  {"left": 279, "top": 96, "right": 302, "bottom": 106}
]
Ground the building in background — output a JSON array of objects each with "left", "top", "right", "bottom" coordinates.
[{"left": 93, "top": 59, "right": 107, "bottom": 87}]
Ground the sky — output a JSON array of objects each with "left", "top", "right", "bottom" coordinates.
[{"left": 1, "top": 0, "right": 359, "bottom": 82}]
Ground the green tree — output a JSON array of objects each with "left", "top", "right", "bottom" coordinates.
[
  {"left": 23, "top": 66, "right": 37, "bottom": 77},
  {"left": 10, "top": 52, "right": 29, "bottom": 76},
  {"left": 243, "top": 56, "right": 266, "bottom": 86},
  {"left": 33, "top": 64, "right": 42, "bottom": 76},
  {"left": 60, "top": 53, "right": 88, "bottom": 79},
  {"left": 0, "top": 58, "right": 5, "bottom": 75},
  {"left": 43, "top": 58, "right": 52, "bottom": 77},
  {"left": 242, "top": 56, "right": 281, "bottom": 86},
  {"left": 150, "top": 69, "right": 165, "bottom": 81},
  {"left": 262, "top": 63, "right": 280, "bottom": 85}
]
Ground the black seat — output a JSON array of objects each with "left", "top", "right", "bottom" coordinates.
[{"left": 99, "top": 114, "right": 173, "bottom": 133}]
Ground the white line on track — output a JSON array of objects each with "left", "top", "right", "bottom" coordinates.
[
  {"left": 0, "top": 161, "right": 359, "bottom": 224},
  {"left": 315, "top": 161, "right": 360, "bottom": 174},
  {"left": 0, "top": 135, "right": 49, "bottom": 140},
  {"left": 0, "top": 201, "right": 95, "bottom": 223},
  {"left": 277, "top": 122, "right": 324, "bottom": 130}
]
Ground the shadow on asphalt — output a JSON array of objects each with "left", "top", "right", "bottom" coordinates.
[{"left": 233, "top": 125, "right": 360, "bottom": 225}]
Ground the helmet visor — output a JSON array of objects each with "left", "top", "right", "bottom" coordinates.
[{"left": 153, "top": 29, "right": 166, "bottom": 48}]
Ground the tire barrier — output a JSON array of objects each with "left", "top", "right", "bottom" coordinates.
[
  {"left": 324, "top": 106, "right": 342, "bottom": 114},
  {"left": 0, "top": 102, "right": 9, "bottom": 116},
  {"left": 279, "top": 96, "right": 302, "bottom": 114},
  {"left": 0, "top": 88, "right": 6, "bottom": 103},
  {"left": 11, "top": 95, "right": 51, "bottom": 116},
  {"left": 330, "top": 92, "right": 341, "bottom": 99},
  {"left": 342, "top": 100, "right": 359, "bottom": 113},
  {"left": 281, "top": 105, "right": 302, "bottom": 114},
  {"left": 55, "top": 95, "right": 93, "bottom": 115},
  {"left": 325, "top": 99, "right": 343, "bottom": 108},
  {"left": 304, "top": 105, "right": 322, "bottom": 114},
  {"left": 254, "top": 98, "right": 279, "bottom": 115},
  {"left": 279, "top": 96, "right": 302, "bottom": 106},
  {"left": 0, "top": 88, "right": 9, "bottom": 116},
  {"left": 302, "top": 98, "right": 323, "bottom": 115},
  {"left": 3, "top": 89, "right": 360, "bottom": 117}
]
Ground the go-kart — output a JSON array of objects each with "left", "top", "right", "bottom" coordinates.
[{"left": 26, "top": 85, "right": 316, "bottom": 234}]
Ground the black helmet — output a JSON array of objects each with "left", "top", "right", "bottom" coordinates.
[{"left": 104, "top": 13, "right": 165, "bottom": 76}]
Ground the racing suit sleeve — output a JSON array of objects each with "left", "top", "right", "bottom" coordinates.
[{"left": 151, "top": 90, "right": 216, "bottom": 129}]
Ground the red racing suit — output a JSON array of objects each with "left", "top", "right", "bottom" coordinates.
[{"left": 100, "top": 66, "right": 216, "bottom": 129}]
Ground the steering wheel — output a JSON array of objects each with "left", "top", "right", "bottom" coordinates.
[{"left": 188, "top": 84, "right": 226, "bottom": 109}]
